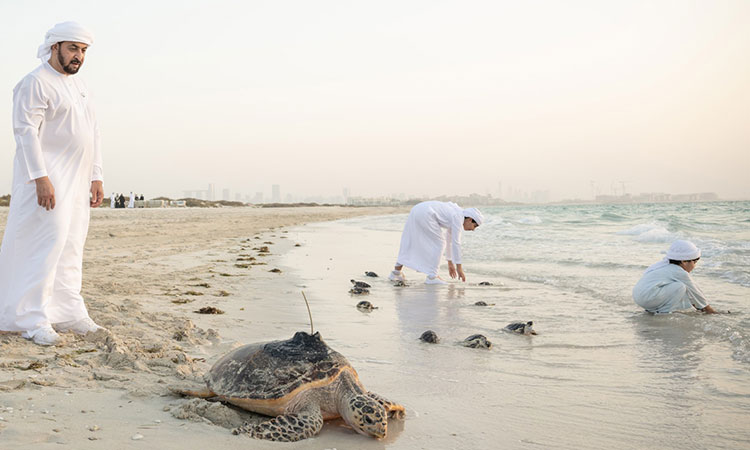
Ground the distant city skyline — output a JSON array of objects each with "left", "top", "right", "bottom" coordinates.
[{"left": 167, "top": 180, "right": 723, "bottom": 206}]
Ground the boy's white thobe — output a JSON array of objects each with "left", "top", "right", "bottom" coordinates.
[
  {"left": 0, "top": 61, "right": 102, "bottom": 332},
  {"left": 632, "top": 264, "right": 708, "bottom": 313},
  {"left": 396, "top": 201, "right": 464, "bottom": 277}
]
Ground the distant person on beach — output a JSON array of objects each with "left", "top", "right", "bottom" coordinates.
[
  {"left": 127, "top": 191, "right": 135, "bottom": 208},
  {"left": 110, "top": 192, "right": 115, "bottom": 208},
  {"left": 389, "top": 201, "right": 483, "bottom": 284},
  {"left": 0, "top": 22, "right": 104, "bottom": 346},
  {"left": 632, "top": 240, "right": 718, "bottom": 314}
]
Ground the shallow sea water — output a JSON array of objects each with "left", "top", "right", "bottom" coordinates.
[{"left": 272, "top": 201, "right": 748, "bottom": 449}]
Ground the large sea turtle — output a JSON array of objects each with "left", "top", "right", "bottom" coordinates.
[{"left": 174, "top": 331, "right": 404, "bottom": 442}]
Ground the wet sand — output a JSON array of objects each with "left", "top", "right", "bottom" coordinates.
[
  {"left": 0, "top": 206, "right": 405, "bottom": 449},
  {"left": 279, "top": 217, "right": 750, "bottom": 450}
]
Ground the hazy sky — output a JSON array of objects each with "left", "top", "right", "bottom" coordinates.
[{"left": 1, "top": 0, "right": 749, "bottom": 201}]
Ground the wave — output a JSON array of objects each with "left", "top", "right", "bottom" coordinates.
[
  {"left": 517, "top": 216, "right": 542, "bottom": 225},
  {"left": 702, "top": 318, "right": 750, "bottom": 365},
  {"left": 718, "top": 270, "right": 750, "bottom": 288},
  {"left": 600, "top": 212, "right": 628, "bottom": 221},
  {"left": 617, "top": 222, "right": 666, "bottom": 236},
  {"left": 617, "top": 222, "right": 675, "bottom": 243},
  {"left": 633, "top": 228, "right": 675, "bottom": 243}
]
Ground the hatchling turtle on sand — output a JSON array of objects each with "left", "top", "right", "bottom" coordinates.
[
  {"left": 356, "top": 300, "right": 378, "bottom": 311},
  {"left": 478, "top": 281, "right": 493, "bottom": 286},
  {"left": 419, "top": 330, "right": 439, "bottom": 344},
  {"left": 461, "top": 334, "right": 492, "bottom": 349},
  {"left": 473, "top": 301, "right": 495, "bottom": 306},
  {"left": 365, "top": 271, "right": 379, "bottom": 277},
  {"left": 349, "top": 287, "right": 370, "bottom": 295},
  {"left": 504, "top": 321, "right": 537, "bottom": 335},
  {"left": 351, "top": 279, "right": 372, "bottom": 289},
  {"left": 173, "top": 331, "right": 404, "bottom": 441}
]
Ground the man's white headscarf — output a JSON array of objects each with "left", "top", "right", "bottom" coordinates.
[
  {"left": 37, "top": 21, "right": 94, "bottom": 62},
  {"left": 462, "top": 208, "right": 484, "bottom": 226},
  {"left": 644, "top": 240, "right": 701, "bottom": 273}
]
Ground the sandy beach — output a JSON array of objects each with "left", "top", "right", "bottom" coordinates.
[
  {"left": 2, "top": 203, "right": 748, "bottom": 450},
  {"left": 0, "top": 205, "right": 405, "bottom": 449}
]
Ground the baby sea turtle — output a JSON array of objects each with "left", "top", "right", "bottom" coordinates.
[
  {"left": 473, "top": 301, "right": 495, "bottom": 306},
  {"left": 392, "top": 280, "right": 407, "bottom": 287},
  {"left": 419, "top": 330, "right": 439, "bottom": 344},
  {"left": 478, "top": 281, "right": 493, "bottom": 286},
  {"left": 349, "top": 287, "right": 370, "bottom": 295},
  {"left": 173, "top": 331, "right": 404, "bottom": 441},
  {"left": 504, "top": 321, "right": 537, "bottom": 335},
  {"left": 356, "top": 300, "right": 377, "bottom": 311},
  {"left": 194, "top": 306, "right": 225, "bottom": 315},
  {"left": 365, "top": 271, "right": 379, "bottom": 277},
  {"left": 461, "top": 334, "right": 492, "bottom": 349},
  {"left": 351, "top": 280, "right": 372, "bottom": 289}
]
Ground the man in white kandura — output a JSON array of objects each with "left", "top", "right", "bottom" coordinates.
[
  {"left": 632, "top": 240, "right": 719, "bottom": 314},
  {"left": 0, "top": 22, "right": 105, "bottom": 346},
  {"left": 110, "top": 192, "right": 116, "bottom": 208},
  {"left": 389, "top": 201, "right": 483, "bottom": 284},
  {"left": 127, "top": 191, "right": 134, "bottom": 208}
]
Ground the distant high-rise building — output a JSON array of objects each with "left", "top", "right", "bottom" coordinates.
[
  {"left": 342, "top": 187, "right": 350, "bottom": 202},
  {"left": 253, "top": 192, "right": 263, "bottom": 204},
  {"left": 272, "top": 185, "right": 281, "bottom": 202},
  {"left": 208, "top": 183, "right": 216, "bottom": 201},
  {"left": 222, "top": 188, "right": 230, "bottom": 201}
]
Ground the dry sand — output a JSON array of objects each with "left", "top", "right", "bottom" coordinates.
[{"left": 0, "top": 206, "right": 404, "bottom": 449}]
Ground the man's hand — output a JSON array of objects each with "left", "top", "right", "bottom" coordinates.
[
  {"left": 90, "top": 181, "right": 104, "bottom": 208},
  {"left": 35, "top": 176, "right": 55, "bottom": 210},
  {"left": 448, "top": 261, "right": 457, "bottom": 279},
  {"left": 456, "top": 264, "right": 466, "bottom": 282}
]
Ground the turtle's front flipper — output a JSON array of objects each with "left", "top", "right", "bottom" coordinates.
[
  {"left": 367, "top": 391, "right": 406, "bottom": 419},
  {"left": 168, "top": 386, "right": 216, "bottom": 399},
  {"left": 234, "top": 403, "right": 324, "bottom": 442}
]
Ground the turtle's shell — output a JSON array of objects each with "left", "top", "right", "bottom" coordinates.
[{"left": 206, "top": 331, "right": 354, "bottom": 411}]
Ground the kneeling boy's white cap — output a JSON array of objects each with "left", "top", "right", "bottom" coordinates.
[{"left": 666, "top": 240, "right": 701, "bottom": 261}]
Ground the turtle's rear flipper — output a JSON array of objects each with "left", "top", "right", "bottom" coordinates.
[
  {"left": 367, "top": 391, "right": 406, "bottom": 419},
  {"left": 168, "top": 386, "right": 216, "bottom": 398},
  {"left": 236, "top": 403, "right": 324, "bottom": 442}
]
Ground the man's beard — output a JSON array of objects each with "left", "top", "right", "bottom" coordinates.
[{"left": 57, "top": 51, "right": 82, "bottom": 74}]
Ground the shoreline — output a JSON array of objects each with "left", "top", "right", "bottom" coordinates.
[{"left": 0, "top": 206, "right": 406, "bottom": 449}]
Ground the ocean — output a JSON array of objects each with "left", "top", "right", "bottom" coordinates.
[{"left": 279, "top": 201, "right": 749, "bottom": 449}]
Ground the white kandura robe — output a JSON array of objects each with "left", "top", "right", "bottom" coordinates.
[
  {"left": 396, "top": 201, "right": 464, "bottom": 277},
  {"left": 110, "top": 193, "right": 115, "bottom": 208},
  {"left": 632, "top": 264, "right": 708, "bottom": 313},
  {"left": 127, "top": 192, "right": 134, "bottom": 208},
  {"left": 0, "top": 61, "right": 102, "bottom": 332}
]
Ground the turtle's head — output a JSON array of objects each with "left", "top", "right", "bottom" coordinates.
[
  {"left": 341, "top": 394, "right": 388, "bottom": 439},
  {"left": 525, "top": 321, "right": 537, "bottom": 335}
]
